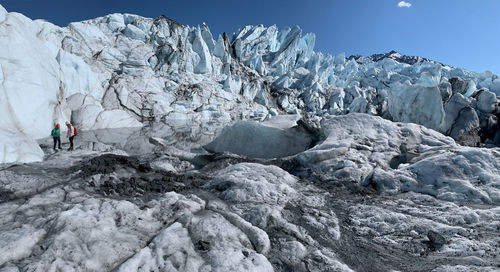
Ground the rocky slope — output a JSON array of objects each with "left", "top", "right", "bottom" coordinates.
[{"left": 0, "top": 4, "right": 499, "bottom": 163}]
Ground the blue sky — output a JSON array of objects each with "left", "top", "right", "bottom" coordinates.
[{"left": 1, "top": 0, "right": 499, "bottom": 74}]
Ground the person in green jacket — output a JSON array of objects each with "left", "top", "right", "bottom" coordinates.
[{"left": 51, "top": 123, "right": 62, "bottom": 150}]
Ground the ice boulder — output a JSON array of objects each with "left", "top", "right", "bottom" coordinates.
[
  {"left": 438, "top": 79, "right": 452, "bottom": 102},
  {"left": 439, "top": 93, "right": 471, "bottom": 134},
  {"left": 0, "top": 129, "right": 44, "bottom": 164},
  {"left": 203, "top": 121, "right": 317, "bottom": 159},
  {"left": 449, "top": 107, "right": 480, "bottom": 145},
  {"left": 463, "top": 80, "right": 477, "bottom": 97},
  {"left": 449, "top": 77, "right": 476, "bottom": 97},
  {"left": 293, "top": 113, "right": 455, "bottom": 184},
  {"left": 475, "top": 90, "right": 497, "bottom": 113},
  {"left": 399, "top": 147, "right": 500, "bottom": 204},
  {"left": 490, "top": 79, "right": 500, "bottom": 95},
  {"left": 388, "top": 83, "right": 444, "bottom": 130}
]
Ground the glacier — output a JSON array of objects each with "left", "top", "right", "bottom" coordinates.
[
  {"left": 0, "top": 4, "right": 499, "bottom": 163},
  {"left": 0, "top": 4, "right": 500, "bottom": 272}
]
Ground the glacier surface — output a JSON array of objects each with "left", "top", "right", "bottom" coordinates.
[{"left": 1, "top": 114, "right": 499, "bottom": 271}]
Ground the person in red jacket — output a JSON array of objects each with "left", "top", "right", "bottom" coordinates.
[{"left": 66, "top": 121, "right": 75, "bottom": 151}]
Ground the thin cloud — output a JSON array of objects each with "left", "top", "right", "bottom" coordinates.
[{"left": 397, "top": 1, "right": 412, "bottom": 8}]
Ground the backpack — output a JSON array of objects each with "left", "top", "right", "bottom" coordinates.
[
  {"left": 51, "top": 129, "right": 56, "bottom": 137},
  {"left": 73, "top": 127, "right": 78, "bottom": 136}
]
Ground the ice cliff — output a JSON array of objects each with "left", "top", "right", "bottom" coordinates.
[{"left": 0, "top": 4, "right": 499, "bottom": 164}]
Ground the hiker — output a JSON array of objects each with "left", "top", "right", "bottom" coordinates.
[
  {"left": 51, "top": 123, "right": 62, "bottom": 150},
  {"left": 66, "top": 121, "right": 76, "bottom": 151}
]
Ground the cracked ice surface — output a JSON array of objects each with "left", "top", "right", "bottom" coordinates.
[
  {"left": 0, "top": 151, "right": 350, "bottom": 271},
  {"left": 1, "top": 115, "right": 499, "bottom": 271}
]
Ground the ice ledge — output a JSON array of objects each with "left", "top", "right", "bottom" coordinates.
[{"left": 0, "top": 129, "right": 44, "bottom": 164}]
